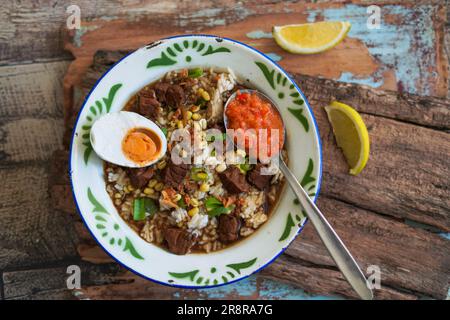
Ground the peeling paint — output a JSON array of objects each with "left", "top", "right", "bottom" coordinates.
[
  {"left": 73, "top": 25, "right": 99, "bottom": 48},
  {"left": 172, "top": 276, "right": 338, "bottom": 300},
  {"left": 197, "top": 276, "right": 258, "bottom": 299},
  {"left": 265, "top": 52, "right": 282, "bottom": 62},
  {"left": 246, "top": 30, "right": 273, "bottom": 39},
  {"left": 178, "top": 5, "right": 253, "bottom": 29},
  {"left": 439, "top": 233, "right": 450, "bottom": 240},
  {"left": 307, "top": 4, "right": 439, "bottom": 95},
  {"left": 258, "top": 278, "right": 340, "bottom": 300},
  {"left": 338, "top": 72, "right": 383, "bottom": 88}
]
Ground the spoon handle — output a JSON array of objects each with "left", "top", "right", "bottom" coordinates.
[{"left": 279, "top": 159, "right": 373, "bottom": 300}]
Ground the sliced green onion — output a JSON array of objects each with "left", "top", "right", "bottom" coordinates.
[
  {"left": 205, "top": 196, "right": 223, "bottom": 210},
  {"left": 204, "top": 196, "right": 234, "bottom": 217},
  {"left": 238, "top": 163, "right": 253, "bottom": 174},
  {"left": 133, "top": 198, "right": 145, "bottom": 221},
  {"left": 134, "top": 198, "right": 157, "bottom": 221},
  {"left": 143, "top": 198, "right": 157, "bottom": 216},
  {"left": 177, "top": 197, "right": 187, "bottom": 209},
  {"left": 207, "top": 205, "right": 235, "bottom": 217},
  {"left": 188, "top": 68, "right": 203, "bottom": 78},
  {"left": 161, "top": 127, "right": 168, "bottom": 137}
]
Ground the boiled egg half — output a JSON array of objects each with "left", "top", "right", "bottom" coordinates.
[{"left": 90, "top": 111, "right": 167, "bottom": 167}]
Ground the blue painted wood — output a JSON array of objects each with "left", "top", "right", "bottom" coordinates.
[
  {"left": 246, "top": 4, "right": 444, "bottom": 96},
  {"left": 182, "top": 276, "right": 341, "bottom": 300},
  {"left": 308, "top": 4, "right": 441, "bottom": 96}
]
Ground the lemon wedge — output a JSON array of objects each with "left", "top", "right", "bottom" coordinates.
[
  {"left": 273, "top": 21, "right": 351, "bottom": 54},
  {"left": 325, "top": 101, "right": 370, "bottom": 175}
]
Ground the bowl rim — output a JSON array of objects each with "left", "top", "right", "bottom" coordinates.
[{"left": 69, "top": 34, "right": 323, "bottom": 289}]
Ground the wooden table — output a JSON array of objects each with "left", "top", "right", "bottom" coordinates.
[{"left": 0, "top": 1, "right": 449, "bottom": 300}]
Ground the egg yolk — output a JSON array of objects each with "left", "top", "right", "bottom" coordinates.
[{"left": 122, "top": 131, "right": 158, "bottom": 164}]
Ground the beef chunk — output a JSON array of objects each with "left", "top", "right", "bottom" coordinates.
[
  {"left": 163, "top": 227, "right": 195, "bottom": 255},
  {"left": 218, "top": 214, "right": 241, "bottom": 243},
  {"left": 153, "top": 82, "right": 170, "bottom": 103},
  {"left": 127, "top": 167, "right": 154, "bottom": 189},
  {"left": 162, "top": 160, "right": 190, "bottom": 189},
  {"left": 247, "top": 163, "right": 273, "bottom": 190},
  {"left": 137, "top": 90, "right": 160, "bottom": 120},
  {"left": 218, "top": 166, "right": 250, "bottom": 194},
  {"left": 166, "top": 84, "right": 185, "bottom": 107}
]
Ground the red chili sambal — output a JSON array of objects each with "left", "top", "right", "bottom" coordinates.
[{"left": 225, "top": 91, "right": 284, "bottom": 158}]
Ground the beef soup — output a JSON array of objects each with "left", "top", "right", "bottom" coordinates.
[{"left": 104, "top": 68, "right": 286, "bottom": 255}]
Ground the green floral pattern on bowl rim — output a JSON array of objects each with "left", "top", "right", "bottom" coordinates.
[{"left": 70, "top": 35, "right": 322, "bottom": 288}]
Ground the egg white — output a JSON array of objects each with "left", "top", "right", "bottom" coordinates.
[{"left": 90, "top": 111, "right": 167, "bottom": 167}]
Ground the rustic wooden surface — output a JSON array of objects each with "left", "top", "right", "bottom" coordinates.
[
  {"left": 55, "top": 51, "right": 450, "bottom": 300},
  {"left": 0, "top": 0, "right": 449, "bottom": 300}
]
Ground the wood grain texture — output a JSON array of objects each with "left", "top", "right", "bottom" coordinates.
[
  {"left": 266, "top": 197, "right": 450, "bottom": 299},
  {"left": 49, "top": 50, "right": 450, "bottom": 299},
  {"left": 0, "top": 61, "right": 68, "bottom": 118},
  {"left": 0, "top": 165, "right": 79, "bottom": 270},
  {"left": 3, "top": 0, "right": 443, "bottom": 64},
  {"left": 1, "top": 0, "right": 449, "bottom": 301},
  {"left": 3, "top": 263, "right": 121, "bottom": 300},
  {"left": 0, "top": 61, "right": 79, "bottom": 271},
  {"left": 67, "top": 51, "right": 450, "bottom": 231},
  {"left": 60, "top": 0, "right": 449, "bottom": 119}
]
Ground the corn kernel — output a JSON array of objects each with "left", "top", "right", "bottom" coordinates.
[
  {"left": 127, "top": 184, "right": 135, "bottom": 191},
  {"left": 157, "top": 160, "right": 167, "bottom": 170},
  {"left": 123, "top": 186, "right": 129, "bottom": 193},
  {"left": 196, "top": 172, "right": 208, "bottom": 180},
  {"left": 186, "top": 111, "right": 193, "bottom": 120},
  {"left": 172, "top": 194, "right": 182, "bottom": 202},
  {"left": 144, "top": 187, "right": 154, "bottom": 195},
  {"left": 155, "top": 182, "right": 164, "bottom": 191},
  {"left": 114, "top": 193, "right": 121, "bottom": 199},
  {"left": 190, "top": 198, "right": 199, "bottom": 207},
  {"left": 177, "top": 120, "right": 184, "bottom": 129},
  {"left": 201, "top": 90, "right": 210, "bottom": 101},
  {"left": 215, "top": 163, "right": 227, "bottom": 173},
  {"left": 192, "top": 113, "right": 201, "bottom": 121},
  {"left": 199, "top": 183, "right": 209, "bottom": 192},
  {"left": 148, "top": 179, "right": 158, "bottom": 188},
  {"left": 114, "top": 199, "right": 122, "bottom": 206},
  {"left": 191, "top": 105, "right": 200, "bottom": 113},
  {"left": 188, "top": 207, "right": 199, "bottom": 217}
]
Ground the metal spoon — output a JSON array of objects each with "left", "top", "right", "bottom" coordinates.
[{"left": 224, "top": 89, "right": 373, "bottom": 300}]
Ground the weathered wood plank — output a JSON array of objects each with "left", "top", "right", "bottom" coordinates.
[
  {"left": 4, "top": 1, "right": 446, "bottom": 97},
  {"left": 48, "top": 150, "right": 450, "bottom": 299},
  {"left": 0, "top": 118, "right": 64, "bottom": 164},
  {"left": 61, "top": 1, "right": 448, "bottom": 116},
  {"left": 2, "top": 263, "right": 121, "bottom": 300},
  {"left": 294, "top": 75, "right": 450, "bottom": 130},
  {"left": 0, "top": 60, "right": 82, "bottom": 272},
  {"left": 0, "top": 60, "right": 69, "bottom": 165},
  {"left": 261, "top": 256, "right": 418, "bottom": 300},
  {"left": 265, "top": 196, "right": 450, "bottom": 299},
  {"left": 48, "top": 48, "right": 450, "bottom": 299},
  {"left": 3, "top": 0, "right": 442, "bottom": 64},
  {"left": 0, "top": 166, "right": 79, "bottom": 270},
  {"left": 315, "top": 107, "right": 450, "bottom": 232},
  {"left": 0, "top": 61, "right": 69, "bottom": 118},
  {"left": 66, "top": 51, "right": 450, "bottom": 231}
]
